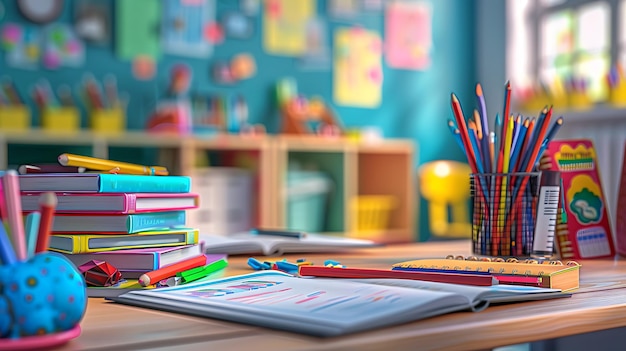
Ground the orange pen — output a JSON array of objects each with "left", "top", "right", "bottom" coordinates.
[{"left": 139, "top": 255, "right": 207, "bottom": 287}]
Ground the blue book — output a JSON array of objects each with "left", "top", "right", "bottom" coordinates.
[
  {"left": 18, "top": 173, "right": 191, "bottom": 193},
  {"left": 50, "top": 211, "right": 187, "bottom": 234}
]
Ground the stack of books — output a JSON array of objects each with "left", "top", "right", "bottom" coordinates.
[{"left": 19, "top": 172, "right": 203, "bottom": 279}]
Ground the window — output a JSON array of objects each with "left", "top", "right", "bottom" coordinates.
[{"left": 508, "top": 0, "right": 612, "bottom": 103}]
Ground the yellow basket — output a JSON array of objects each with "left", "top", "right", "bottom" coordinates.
[
  {"left": 351, "top": 195, "right": 396, "bottom": 235},
  {"left": 0, "top": 105, "right": 31, "bottom": 130}
]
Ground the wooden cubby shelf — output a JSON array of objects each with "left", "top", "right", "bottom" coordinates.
[{"left": 0, "top": 129, "right": 416, "bottom": 243}]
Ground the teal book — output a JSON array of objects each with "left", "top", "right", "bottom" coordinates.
[
  {"left": 50, "top": 211, "right": 187, "bottom": 234},
  {"left": 49, "top": 228, "right": 199, "bottom": 254},
  {"left": 18, "top": 173, "right": 191, "bottom": 193}
]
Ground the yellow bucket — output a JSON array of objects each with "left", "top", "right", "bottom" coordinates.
[{"left": 351, "top": 195, "right": 395, "bottom": 234}]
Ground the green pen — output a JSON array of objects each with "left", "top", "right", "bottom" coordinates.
[{"left": 177, "top": 258, "right": 228, "bottom": 284}]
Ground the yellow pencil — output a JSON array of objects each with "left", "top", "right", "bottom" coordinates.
[
  {"left": 58, "top": 153, "right": 169, "bottom": 176},
  {"left": 502, "top": 116, "right": 514, "bottom": 173},
  {"left": 498, "top": 117, "right": 515, "bottom": 255},
  {"left": 473, "top": 110, "right": 483, "bottom": 140}
]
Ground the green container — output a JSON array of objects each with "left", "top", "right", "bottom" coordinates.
[{"left": 287, "top": 170, "right": 332, "bottom": 233}]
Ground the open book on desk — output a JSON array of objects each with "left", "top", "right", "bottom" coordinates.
[
  {"left": 110, "top": 270, "right": 570, "bottom": 337},
  {"left": 202, "top": 232, "right": 378, "bottom": 255}
]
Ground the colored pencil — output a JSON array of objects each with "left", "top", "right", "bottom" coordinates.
[
  {"left": 299, "top": 266, "right": 496, "bottom": 287},
  {"left": 451, "top": 94, "right": 479, "bottom": 173},
  {"left": 0, "top": 219, "right": 17, "bottom": 265},
  {"left": 35, "top": 192, "right": 57, "bottom": 253},
  {"left": 25, "top": 211, "right": 41, "bottom": 258},
  {"left": 476, "top": 84, "right": 491, "bottom": 172},
  {"left": 447, "top": 120, "right": 465, "bottom": 151},
  {"left": 509, "top": 118, "right": 530, "bottom": 172},
  {"left": 3, "top": 170, "right": 26, "bottom": 260}
]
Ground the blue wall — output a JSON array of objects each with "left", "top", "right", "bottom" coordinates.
[{"left": 0, "top": 0, "right": 476, "bottom": 240}]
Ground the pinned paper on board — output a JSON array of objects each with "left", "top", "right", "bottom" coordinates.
[
  {"left": 263, "top": 0, "right": 315, "bottom": 56},
  {"left": 116, "top": 0, "right": 161, "bottom": 59},
  {"left": 42, "top": 24, "right": 85, "bottom": 70},
  {"left": 328, "top": 0, "right": 359, "bottom": 19},
  {"left": 298, "top": 18, "right": 331, "bottom": 71},
  {"left": 241, "top": 0, "right": 261, "bottom": 16},
  {"left": 132, "top": 55, "right": 156, "bottom": 80},
  {"left": 385, "top": 1, "right": 432, "bottom": 70},
  {"left": 162, "top": 0, "right": 215, "bottom": 57},
  {"left": 223, "top": 12, "right": 254, "bottom": 39},
  {"left": 1, "top": 23, "right": 40, "bottom": 69},
  {"left": 74, "top": 0, "right": 111, "bottom": 45},
  {"left": 333, "top": 27, "right": 382, "bottom": 108}
]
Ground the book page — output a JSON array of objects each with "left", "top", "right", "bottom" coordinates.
[
  {"left": 202, "top": 233, "right": 376, "bottom": 255},
  {"left": 114, "top": 271, "right": 471, "bottom": 336},
  {"left": 349, "top": 278, "right": 564, "bottom": 311}
]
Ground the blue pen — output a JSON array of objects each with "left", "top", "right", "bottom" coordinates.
[
  {"left": 24, "top": 211, "right": 41, "bottom": 259},
  {"left": 0, "top": 219, "right": 17, "bottom": 265}
]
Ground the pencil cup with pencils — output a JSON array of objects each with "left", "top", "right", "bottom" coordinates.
[
  {"left": 470, "top": 172, "right": 540, "bottom": 257},
  {"left": 0, "top": 252, "right": 87, "bottom": 340},
  {"left": 0, "top": 105, "right": 30, "bottom": 130},
  {"left": 41, "top": 106, "right": 81, "bottom": 131},
  {"left": 90, "top": 104, "right": 125, "bottom": 133}
]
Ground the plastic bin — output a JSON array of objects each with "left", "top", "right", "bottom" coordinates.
[
  {"left": 351, "top": 195, "right": 396, "bottom": 235},
  {"left": 287, "top": 170, "right": 332, "bottom": 233}
]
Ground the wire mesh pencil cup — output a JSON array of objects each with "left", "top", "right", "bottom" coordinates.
[{"left": 470, "top": 172, "right": 540, "bottom": 257}]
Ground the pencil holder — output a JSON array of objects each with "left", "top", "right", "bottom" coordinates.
[
  {"left": 0, "top": 105, "right": 31, "bottom": 130},
  {"left": 568, "top": 92, "right": 592, "bottom": 111},
  {"left": 608, "top": 84, "right": 626, "bottom": 107},
  {"left": 0, "top": 252, "right": 86, "bottom": 344},
  {"left": 470, "top": 172, "right": 540, "bottom": 257},
  {"left": 90, "top": 105, "right": 125, "bottom": 133},
  {"left": 42, "top": 107, "right": 80, "bottom": 131}
]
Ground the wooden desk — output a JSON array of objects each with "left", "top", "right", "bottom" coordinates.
[{"left": 57, "top": 241, "right": 626, "bottom": 351}]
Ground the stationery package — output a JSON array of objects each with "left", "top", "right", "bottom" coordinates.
[{"left": 539, "top": 139, "right": 615, "bottom": 259}]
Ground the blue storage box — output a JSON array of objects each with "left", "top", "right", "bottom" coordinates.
[{"left": 287, "top": 170, "right": 332, "bottom": 233}]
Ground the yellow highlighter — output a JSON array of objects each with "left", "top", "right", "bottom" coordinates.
[{"left": 58, "top": 153, "right": 169, "bottom": 176}]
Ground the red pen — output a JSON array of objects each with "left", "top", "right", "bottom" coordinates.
[
  {"left": 298, "top": 266, "right": 496, "bottom": 287},
  {"left": 35, "top": 192, "right": 57, "bottom": 253}
]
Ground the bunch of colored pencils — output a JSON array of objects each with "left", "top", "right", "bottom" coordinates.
[
  {"left": 448, "top": 81, "right": 564, "bottom": 256},
  {"left": 0, "top": 170, "right": 58, "bottom": 265}
]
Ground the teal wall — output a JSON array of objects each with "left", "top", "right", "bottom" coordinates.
[{"left": 0, "top": 0, "right": 476, "bottom": 241}]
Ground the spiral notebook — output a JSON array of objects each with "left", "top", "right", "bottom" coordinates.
[
  {"left": 110, "top": 270, "right": 568, "bottom": 337},
  {"left": 391, "top": 257, "right": 580, "bottom": 292}
]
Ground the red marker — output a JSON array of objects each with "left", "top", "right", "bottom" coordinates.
[
  {"left": 139, "top": 255, "right": 207, "bottom": 287},
  {"left": 35, "top": 192, "right": 57, "bottom": 253}
]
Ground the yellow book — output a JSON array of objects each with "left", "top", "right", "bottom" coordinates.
[
  {"left": 392, "top": 257, "right": 580, "bottom": 292},
  {"left": 49, "top": 228, "right": 198, "bottom": 254}
]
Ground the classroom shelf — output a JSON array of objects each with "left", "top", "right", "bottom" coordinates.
[{"left": 0, "top": 129, "right": 416, "bottom": 242}]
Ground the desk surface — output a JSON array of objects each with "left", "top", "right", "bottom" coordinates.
[{"left": 57, "top": 240, "right": 626, "bottom": 351}]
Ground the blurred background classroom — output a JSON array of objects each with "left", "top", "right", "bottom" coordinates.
[{"left": 0, "top": 0, "right": 623, "bottom": 244}]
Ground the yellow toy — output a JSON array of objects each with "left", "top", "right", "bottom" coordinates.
[
  {"left": 281, "top": 96, "right": 342, "bottom": 135},
  {"left": 418, "top": 160, "right": 472, "bottom": 238}
]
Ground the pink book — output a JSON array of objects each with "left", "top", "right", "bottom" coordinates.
[{"left": 20, "top": 192, "right": 199, "bottom": 214}]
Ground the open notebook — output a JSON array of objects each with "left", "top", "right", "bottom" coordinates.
[
  {"left": 110, "top": 270, "right": 569, "bottom": 337},
  {"left": 202, "top": 232, "right": 378, "bottom": 255}
]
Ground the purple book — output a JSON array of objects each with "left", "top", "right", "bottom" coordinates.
[{"left": 62, "top": 244, "right": 224, "bottom": 272}]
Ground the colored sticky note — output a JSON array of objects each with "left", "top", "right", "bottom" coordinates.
[
  {"left": 333, "top": 27, "right": 382, "bottom": 108},
  {"left": 385, "top": 1, "right": 432, "bottom": 70},
  {"left": 263, "top": 0, "right": 315, "bottom": 55},
  {"left": 116, "top": 0, "right": 161, "bottom": 59}
]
